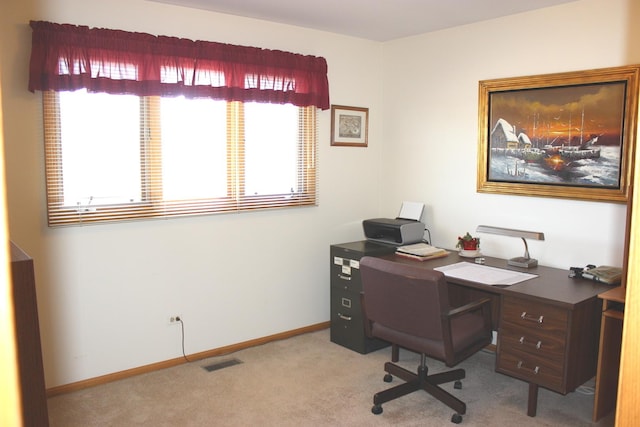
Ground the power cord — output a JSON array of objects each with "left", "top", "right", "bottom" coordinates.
[
  {"left": 177, "top": 317, "right": 191, "bottom": 362},
  {"left": 576, "top": 385, "right": 595, "bottom": 395},
  {"left": 424, "top": 228, "right": 432, "bottom": 245}
]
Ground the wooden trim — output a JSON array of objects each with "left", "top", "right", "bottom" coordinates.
[
  {"left": 617, "top": 120, "right": 640, "bottom": 422},
  {"left": 0, "top": 84, "right": 23, "bottom": 427},
  {"left": 46, "top": 321, "right": 329, "bottom": 397}
]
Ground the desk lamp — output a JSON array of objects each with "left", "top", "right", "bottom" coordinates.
[{"left": 476, "top": 225, "right": 545, "bottom": 268}]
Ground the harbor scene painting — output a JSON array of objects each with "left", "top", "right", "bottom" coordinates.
[
  {"left": 477, "top": 66, "right": 639, "bottom": 202},
  {"left": 488, "top": 82, "right": 625, "bottom": 188}
]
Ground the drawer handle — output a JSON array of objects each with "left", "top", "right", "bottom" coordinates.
[
  {"left": 521, "top": 311, "right": 544, "bottom": 323},
  {"left": 338, "top": 313, "right": 352, "bottom": 321},
  {"left": 338, "top": 274, "right": 351, "bottom": 281},
  {"left": 519, "top": 336, "right": 542, "bottom": 349},
  {"left": 517, "top": 361, "right": 540, "bottom": 375}
]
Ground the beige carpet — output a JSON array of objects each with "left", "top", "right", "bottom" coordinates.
[{"left": 48, "top": 329, "right": 615, "bottom": 426}]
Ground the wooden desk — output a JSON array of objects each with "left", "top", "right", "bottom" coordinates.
[
  {"left": 593, "top": 286, "right": 625, "bottom": 421},
  {"left": 11, "top": 242, "right": 49, "bottom": 426},
  {"left": 379, "top": 252, "right": 612, "bottom": 417}
]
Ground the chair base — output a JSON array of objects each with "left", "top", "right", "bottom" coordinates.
[{"left": 372, "top": 360, "right": 467, "bottom": 418}]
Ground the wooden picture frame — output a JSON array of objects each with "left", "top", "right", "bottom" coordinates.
[
  {"left": 330, "top": 105, "right": 368, "bottom": 147},
  {"left": 477, "top": 65, "right": 639, "bottom": 203}
]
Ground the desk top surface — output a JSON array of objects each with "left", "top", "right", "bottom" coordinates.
[
  {"left": 598, "top": 286, "right": 626, "bottom": 303},
  {"left": 378, "top": 251, "right": 613, "bottom": 308}
]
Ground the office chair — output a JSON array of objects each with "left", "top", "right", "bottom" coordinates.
[{"left": 359, "top": 256, "right": 492, "bottom": 424}]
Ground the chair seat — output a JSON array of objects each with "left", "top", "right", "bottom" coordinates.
[{"left": 372, "top": 311, "right": 488, "bottom": 364}]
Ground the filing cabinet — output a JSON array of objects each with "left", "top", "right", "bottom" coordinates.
[{"left": 330, "top": 241, "right": 396, "bottom": 353}]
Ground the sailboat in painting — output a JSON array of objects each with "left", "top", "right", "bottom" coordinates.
[{"left": 540, "top": 108, "right": 601, "bottom": 171}]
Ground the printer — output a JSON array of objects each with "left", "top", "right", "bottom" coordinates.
[
  {"left": 362, "top": 218, "right": 425, "bottom": 245},
  {"left": 362, "top": 202, "right": 425, "bottom": 245}
]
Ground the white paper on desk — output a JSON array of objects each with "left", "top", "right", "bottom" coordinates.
[{"left": 434, "top": 262, "right": 537, "bottom": 286}]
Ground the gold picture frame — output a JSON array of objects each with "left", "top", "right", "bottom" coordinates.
[
  {"left": 477, "top": 65, "right": 639, "bottom": 203},
  {"left": 330, "top": 105, "right": 368, "bottom": 147}
]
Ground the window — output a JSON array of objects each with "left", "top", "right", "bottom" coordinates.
[
  {"left": 29, "top": 21, "right": 328, "bottom": 225},
  {"left": 43, "top": 90, "right": 317, "bottom": 225}
]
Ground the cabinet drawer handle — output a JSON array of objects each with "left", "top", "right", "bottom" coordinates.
[
  {"left": 521, "top": 311, "right": 544, "bottom": 323},
  {"left": 338, "top": 274, "right": 351, "bottom": 281},
  {"left": 519, "top": 336, "right": 542, "bottom": 349},
  {"left": 517, "top": 361, "right": 540, "bottom": 374},
  {"left": 338, "top": 313, "right": 352, "bottom": 321}
]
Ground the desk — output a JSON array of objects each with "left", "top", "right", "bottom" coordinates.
[
  {"left": 11, "top": 242, "right": 49, "bottom": 426},
  {"left": 593, "top": 286, "right": 625, "bottom": 421},
  {"left": 377, "top": 249, "right": 612, "bottom": 417}
]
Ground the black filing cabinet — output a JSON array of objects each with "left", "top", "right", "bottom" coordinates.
[{"left": 330, "top": 241, "right": 396, "bottom": 353}]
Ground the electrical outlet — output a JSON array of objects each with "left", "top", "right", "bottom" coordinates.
[{"left": 168, "top": 315, "right": 182, "bottom": 325}]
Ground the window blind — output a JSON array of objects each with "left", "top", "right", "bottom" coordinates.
[{"left": 43, "top": 91, "right": 317, "bottom": 226}]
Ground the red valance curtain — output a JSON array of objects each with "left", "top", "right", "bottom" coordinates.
[{"left": 28, "top": 20, "right": 330, "bottom": 110}]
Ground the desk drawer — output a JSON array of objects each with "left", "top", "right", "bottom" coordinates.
[
  {"left": 498, "top": 295, "right": 570, "bottom": 393},
  {"left": 499, "top": 324, "right": 565, "bottom": 363},
  {"left": 501, "top": 296, "right": 568, "bottom": 335},
  {"left": 497, "top": 347, "right": 564, "bottom": 391}
]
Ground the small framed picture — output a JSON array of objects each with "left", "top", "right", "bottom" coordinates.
[{"left": 330, "top": 105, "right": 368, "bottom": 147}]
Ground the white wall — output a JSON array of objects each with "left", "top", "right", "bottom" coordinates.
[
  {"left": 2, "top": 0, "right": 383, "bottom": 387},
  {"left": 381, "top": 0, "right": 639, "bottom": 269},
  {"left": 1, "top": 0, "right": 637, "bottom": 388}
]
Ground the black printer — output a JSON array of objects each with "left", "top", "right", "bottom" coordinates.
[{"left": 362, "top": 218, "right": 425, "bottom": 245}]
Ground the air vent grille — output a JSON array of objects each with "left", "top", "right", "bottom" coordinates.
[{"left": 202, "top": 358, "right": 243, "bottom": 372}]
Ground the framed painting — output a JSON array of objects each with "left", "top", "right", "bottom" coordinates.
[
  {"left": 330, "top": 105, "right": 368, "bottom": 147},
  {"left": 477, "top": 65, "right": 639, "bottom": 202}
]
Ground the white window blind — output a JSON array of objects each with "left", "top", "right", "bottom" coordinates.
[{"left": 43, "top": 90, "right": 317, "bottom": 226}]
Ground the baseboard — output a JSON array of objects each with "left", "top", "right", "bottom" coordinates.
[{"left": 46, "top": 321, "right": 330, "bottom": 397}]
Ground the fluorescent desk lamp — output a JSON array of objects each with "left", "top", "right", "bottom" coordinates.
[{"left": 476, "top": 225, "right": 545, "bottom": 268}]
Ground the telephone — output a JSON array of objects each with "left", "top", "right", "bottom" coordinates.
[{"left": 569, "top": 264, "right": 622, "bottom": 285}]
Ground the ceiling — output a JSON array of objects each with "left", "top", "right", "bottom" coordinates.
[{"left": 147, "top": 0, "right": 578, "bottom": 41}]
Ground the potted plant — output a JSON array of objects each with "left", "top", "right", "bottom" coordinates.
[{"left": 456, "top": 232, "right": 480, "bottom": 251}]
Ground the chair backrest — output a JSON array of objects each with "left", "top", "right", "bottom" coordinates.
[{"left": 360, "top": 256, "right": 449, "bottom": 342}]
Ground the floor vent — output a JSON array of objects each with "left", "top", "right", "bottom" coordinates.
[{"left": 202, "top": 358, "right": 243, "bottom": 372}]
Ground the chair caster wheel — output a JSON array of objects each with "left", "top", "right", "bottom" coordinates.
[
  {"left": 383, "top": 374, "right": 393, "bottom": 383},
  {"left": 451, "top": 413, "right": 462, "bottom": 424},
  {"left": 454, "top": 380, "right": 462, "bottom": 389},
  {"left": 372, "top": 404, "right": 383, "bottom": 415}
]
